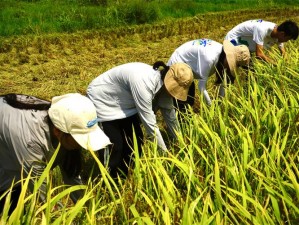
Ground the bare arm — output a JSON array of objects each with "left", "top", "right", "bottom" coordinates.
[
  {"left": 279, "top": 45, "right": 286, "bottom": 57},
  {"left": 255, "top": 44, "right": 275, "bottom": 64},
  {"left": 198, "top": 79, "right": 212, "bottom": 105}
]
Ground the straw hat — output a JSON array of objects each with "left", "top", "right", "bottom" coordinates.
[
  {"left": 223, "top": 40, "right": 250, "bottom": 76},
  {"left": 164, "top": 63, "right": 194, "bottom": 101}
]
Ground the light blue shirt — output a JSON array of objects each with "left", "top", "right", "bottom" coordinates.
[{"left": 87, "top": 62, "right": 180, "bottom": 150}]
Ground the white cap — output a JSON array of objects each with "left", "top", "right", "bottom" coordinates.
[{"left": 48, "top": 93, "right": 111, "bottom": 151}]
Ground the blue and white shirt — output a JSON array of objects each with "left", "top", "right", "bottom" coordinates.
[{"left": 224, "top": 19, "right": 283, "bottom": 52}]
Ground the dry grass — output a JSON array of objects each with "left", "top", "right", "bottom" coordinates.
[{"left": 0, "top": 8, "right": 299, "bottom": 100}]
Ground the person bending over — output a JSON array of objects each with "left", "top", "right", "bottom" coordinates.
[
  {"left": 87, "top": 61, "right": 193, "bottom": 178},
  {"left": 0, "top": 93, "right": 110, "bottom": 215},
  {"left": 225, "top": 19, "right": 298, "bottom": 63},
  {"left": 167, "top": 38, "right": 250, "bottom": 108}
]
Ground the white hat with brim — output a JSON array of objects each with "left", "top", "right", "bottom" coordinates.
[
  {"left": 71, "top": 126, "right": 111, "bottom": 151},
  {"left": 49, "top": 93, "right": 111, "bottom": 151},
  {"left": 223, "top": 40, "right": 250, "bottom": 77},
  {"left": 164, "top": 62, "right": 194, "bottom": 101}
]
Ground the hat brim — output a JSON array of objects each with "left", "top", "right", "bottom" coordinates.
[
  {"left": 71, "top": 127, "right": 111, "bottom": 151},
  {"left": 164, "top": 72, "right": 189, "bottom": 101},
  {"left": 223, "top": 40, "right": 237, "bottom": 77}
]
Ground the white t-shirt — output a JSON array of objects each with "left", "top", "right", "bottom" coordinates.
[
  {"left": 225, "top": 19, "right": 283, "bottom": 52},
  {"left": 167, "top": 39, "right": 223, "bottom": 105},
  {"left": 87, "top": 62, "right": 180, "bottom": 151}
]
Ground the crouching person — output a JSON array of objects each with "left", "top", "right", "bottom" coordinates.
[{"left": 0, "top": 93, "right": 110, "bottom": 216}]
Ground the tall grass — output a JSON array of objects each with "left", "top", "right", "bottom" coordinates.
[
  {"left": 1, "top": 42, "right": 299, "bottom": 224},
  {"left": 1, "top": 0, "right": 298, "bottom": 37}
]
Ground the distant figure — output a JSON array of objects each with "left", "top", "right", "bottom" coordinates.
[
  {"left": 87, "top": 61, "right": 194, "bottom": 178},
  {"left": 0, "top": 93, "right": 110, "bottom": 216},
  {"left": 167, "top": 39, "right": 250, "bottom": 107},
  {"left": 224, "top": 19, "right": 298, "bottom": 63}
]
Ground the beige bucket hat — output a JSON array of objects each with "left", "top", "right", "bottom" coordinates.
[
  {"left": 164, "top": 62, "right": 194, "bottom": 101},
  {"left": 223, "top": 40, "right": 250, "bottom": 76}
]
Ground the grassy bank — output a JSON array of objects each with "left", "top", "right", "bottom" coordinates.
[{"left": 1, "top": 0, "right": 299, "bottom": 37}]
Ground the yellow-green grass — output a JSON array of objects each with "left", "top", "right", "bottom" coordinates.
[{"left": 1, "top": 7, "right": 299, "bottom": 225}]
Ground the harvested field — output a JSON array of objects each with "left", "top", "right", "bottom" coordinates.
[{"left": 1, "top": 8, "right": 298, "bottom": 99}]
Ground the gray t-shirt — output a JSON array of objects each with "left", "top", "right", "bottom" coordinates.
[{"left": 0, "top": 96, "right": 82, "bottom": 202}]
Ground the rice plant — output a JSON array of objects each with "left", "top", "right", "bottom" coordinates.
[
  {"left": 2, "top": 44, "right": 299, "bottom": 224},
  {"left": 1, "top": 3, "right": 299, "bottom": 224}
]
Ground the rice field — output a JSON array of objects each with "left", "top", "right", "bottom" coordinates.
[{"left": 0, "top": 7, "right": 299, "bottom": 225}]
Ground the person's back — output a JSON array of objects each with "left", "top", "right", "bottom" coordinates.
[
  {"left": 167, "top": 39, "right": 223, "bottom": 80},
  {"left": 0, "top": 95, "right": 51, "bottom": 191},
  {"left": 168, "top": 38, "right": 225, "bottom": 105},
  {"left": 87, "top": 62, "right": 161, "bottom": 122}
]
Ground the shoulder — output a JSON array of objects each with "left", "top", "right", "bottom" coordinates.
[{"left": 255, "top": 20, "right": 275, "bottom": 29}]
